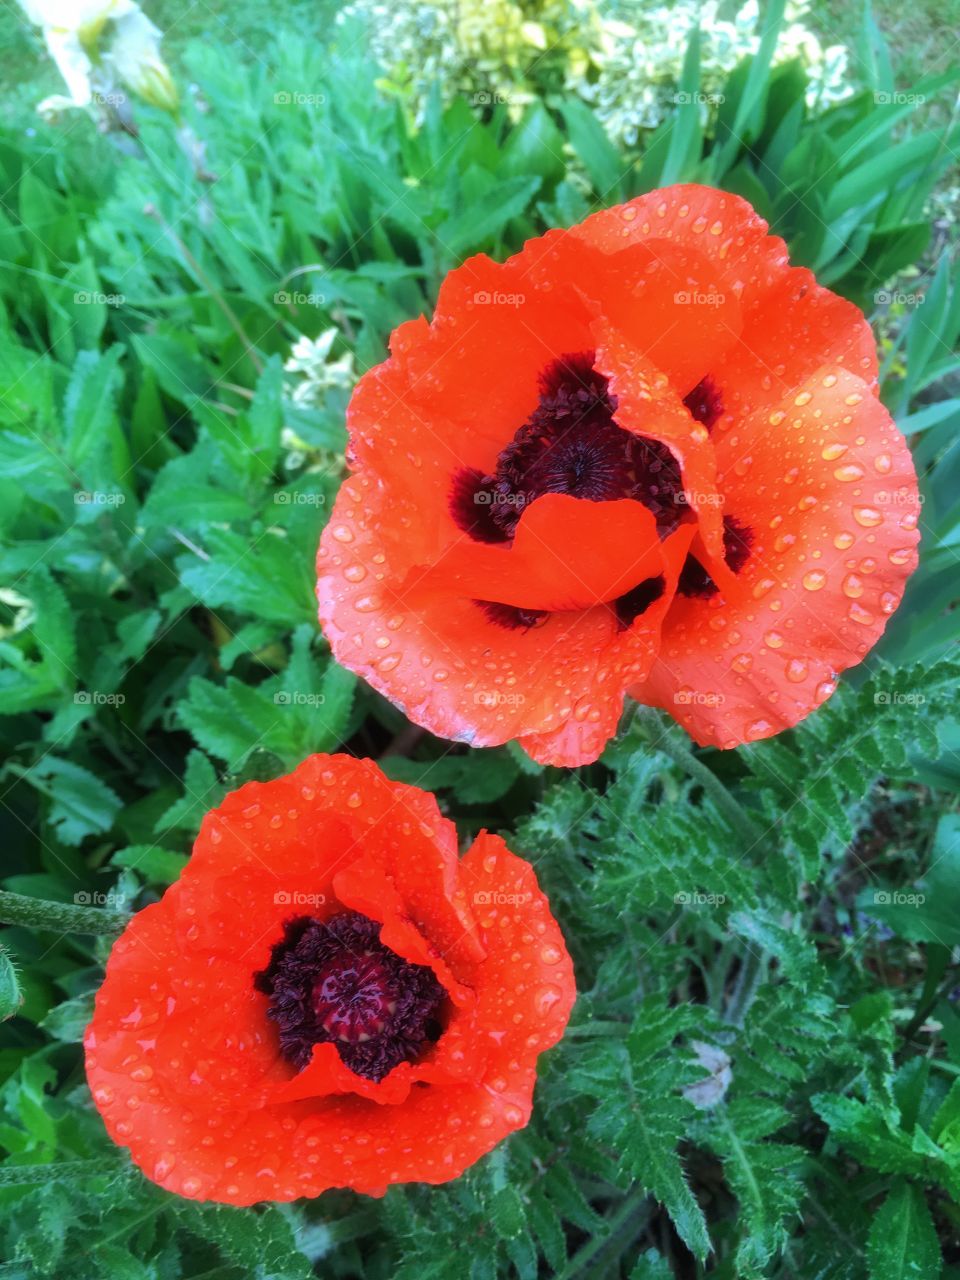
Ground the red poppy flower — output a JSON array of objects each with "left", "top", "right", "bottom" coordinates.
[
  {"left": 84, "top": 755, "right": 574, "bottom": 1205},
  {"left": 317, "top": 184, "right": 920, "bottom": 763}
]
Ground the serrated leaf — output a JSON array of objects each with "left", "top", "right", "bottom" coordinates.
[{"left": 866, "top": 1180, "right": 941, "bottom": 1280}]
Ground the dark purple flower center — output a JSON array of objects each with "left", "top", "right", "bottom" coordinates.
[
  {"left": 447, "top": 353, "right": 749, "bottom": 628},
  {"left": 450, "top": 352, "right": 687, "bottom": 546},
  {"left": 683, "top": 375, "right": 724, "bottom": 431},
  {"left": 254, "top": 911, "right": 446, "bottom": 1082}
]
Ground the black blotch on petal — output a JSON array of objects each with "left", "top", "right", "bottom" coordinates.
[
  {"left": 722, "top": 515, "right": 754, "bottom": 576},
  {"left": 683, "top": 375, "right": 723, "bottom": 432},
  {"left": 476, "top": 600, "right": 550, "bottom": 631},
  {"left": 449, "top": 467, "right": 510, "bottom": 544},
  {"left": 677, "top": 515, "right": 755, "bottom": 599},
  {"left": 614, "top": 575, "right": 665, "bottom": 630}
]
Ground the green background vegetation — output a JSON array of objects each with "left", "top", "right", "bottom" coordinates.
[{"left": 0, "top": 1, "right": 959, "bottom": 1277}]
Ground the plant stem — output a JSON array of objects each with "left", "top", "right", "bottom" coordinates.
[
  {"left": 556, "top": 1187, "right": 650, "bottom": 1280},
  {"left": 725, "top": 946, "right": 767, "bottom": 1027},
  {"left": 651, "top": 728, "right": 767, "bottom": 851},
  {"left": 632, "top": 711, "right": 768, "bottom": 849},
  {"left": 0, "top": 889, "right": 129, "bottom": 935},
  {"left": 0, "top": 1158, "right": 122, "bottom": 1186}
]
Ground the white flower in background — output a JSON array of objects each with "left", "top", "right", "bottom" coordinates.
[
  {"left": 283, "top": 330, "right": 357, "bottom": 408},
  {"left": 339, "top": 0, "right": 853, "bottom": 143},
  {"left": 580, "top": 0, "right": 852, "bottom": 145},
  {"left": 19, "top": 0, "right": 178, "bottom": 120}
]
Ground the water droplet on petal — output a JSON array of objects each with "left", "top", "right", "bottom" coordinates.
[
  {"left": 747, "top": 718, "right": 773, "bottom": 740},
  {"left": 536, "top": 985, "right": 562, "bottom": 1014},
  {"left": 354, "top": 594, "right": 382, "bottom": 612},
  {"left": 834, "top": 464, "right": 864, "bottom": 482},
  {"left": 853, "top": 507, "right": 882, "bottom": 527}
]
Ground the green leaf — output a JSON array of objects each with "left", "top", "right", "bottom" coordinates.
[
  {"left": 39, "top": 993, "right": 94, "bottom": 1042},
  {"left": 155, "top": 750, "right": 226, "bottom": 835},
  {"left": 15, "top": 758, "right": 122, "bottom": 847},
  {"left": 110, "top": 845, "right": 188, "bottom": 886},
  {"left": 866, "top": 1180, "right": 942, "bottom": 1280},
  {"left": 62, "top": 346, "right": 124, "bottom": 468},
  {"left": 178, "top": 1202, "right": 314, "bottom": 1280},
  {"left": 557, "top": 100, "right": 624, "bottom": 197}
]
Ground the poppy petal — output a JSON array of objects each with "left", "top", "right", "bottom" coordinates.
[
  {"left": 631, "top": 365, "right": 920, "bottom": 746},
  {"left": 410, "top": 494, "right": 663, "bottom": 612}
]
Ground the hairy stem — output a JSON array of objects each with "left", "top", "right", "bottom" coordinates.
[{"left": 0, "top": 889, "right": 129, "bottom": 935}]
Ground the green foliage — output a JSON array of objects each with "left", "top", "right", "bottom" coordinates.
[{"left": 0, "top": 3, "right": 958, "bottom": 1278}]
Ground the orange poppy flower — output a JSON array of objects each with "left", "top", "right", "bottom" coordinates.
[
  {"left": 317, "top": 184, "right": 919, "bottom": 764},
  {"left": 84, "top": 755, "right": 574, "bottom": 1205}
]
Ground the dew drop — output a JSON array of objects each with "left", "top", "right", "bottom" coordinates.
[
  {"left": 536, "top": 985, "right": 563, "bottom": 1014},
  {"left": 822, "top": 443, "right": 847, "bottom": 461},
  {"left": 842, "top": 574, "right": 864, "bottom": 599},
  {"left": 834, "top": 532, "right": 854, "bottom": 550},
  {"left": 785, "top": 658, "right": 808, "bottom": 683},
  {"left": 747, "top": 718, "right": 773, "bottom": 740},
  {"left": 354, "top": 594, "right": 382, "bottom": 612},
  {"left": 802, "top": 571, "right": 826, "bottom": 591},
  {"left": 853, "top": 507, "right": 882, "bottom": 528}
]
